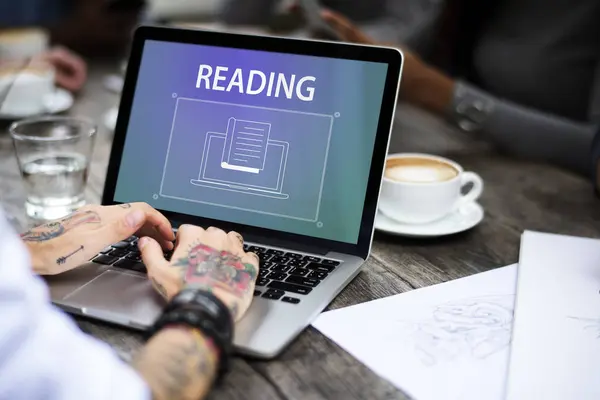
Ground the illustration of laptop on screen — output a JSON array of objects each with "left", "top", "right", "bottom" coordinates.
[{"left": 190, "top": 117, "right": 290, "bottom": 199}]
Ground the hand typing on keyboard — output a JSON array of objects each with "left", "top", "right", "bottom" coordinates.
[
  {"left": 138, "top": 225, "right": 260, "bottom": 322},
  {"left": 20, "top": 202, "right": 175, "bottom": 275}
]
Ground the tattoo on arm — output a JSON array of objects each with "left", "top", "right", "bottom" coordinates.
[
  {"left": 119, "top": 203, "right": 132, "bottom": 209},
  {"left": 173, "top": 243, "right": 257, "bottom": 298},
  {"left": 20, "top": 211, "right": 101, "bottom": 242},
  {"left": 133, "top": 326, "right": 218, "bottom": 400},
  {"left": 56, "top": 245, "right": 84, "bottom": 265}
]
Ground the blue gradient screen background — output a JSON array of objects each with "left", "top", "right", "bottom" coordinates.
[{"left": 114, "top": 40, "right": 388, "bottom": 244}]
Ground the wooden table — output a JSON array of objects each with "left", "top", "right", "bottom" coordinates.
[{"left": 2, "top": 63, "right": 600, "bottom": 400}]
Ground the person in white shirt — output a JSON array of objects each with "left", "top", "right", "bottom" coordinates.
[{"left": 0, "top": 202, "right": 259, "bottom": 400}]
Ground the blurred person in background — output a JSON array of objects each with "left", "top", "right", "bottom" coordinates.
[
  {"left": 0, "top": 0, "right": 144, "bottom": 56},
  {"left": 223, "top": 0, "right": 600, "bottom": 176}
]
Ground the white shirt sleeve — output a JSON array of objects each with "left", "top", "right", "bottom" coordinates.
[{"left": 0, "top": 211, "right": 151, "bottom": 400}]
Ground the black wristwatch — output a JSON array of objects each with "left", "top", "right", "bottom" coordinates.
[{"left": 146, "top": 289, "right": 234, "bottom": 383}]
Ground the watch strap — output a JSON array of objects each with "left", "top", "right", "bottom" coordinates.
[{"left": 147, "top": 289, "right": 234, "bottom": 384}]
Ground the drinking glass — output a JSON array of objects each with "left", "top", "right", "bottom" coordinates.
[{"left": 10, "top": 116, "right": 97, "bottom": 222}]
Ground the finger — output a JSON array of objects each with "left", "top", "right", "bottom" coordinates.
[
  {"left": 103, "top": 209, "right": 146, "bottom": 244},
  {"left": 174, "top": 224, "right": 209, "bottom": 255},
  {"left": 138, "top": 236, "right": 169, "bottom": 273},
  {"left": 130, "top": 203, "right": 174, "bottom": 248},
  {"left": 136, "top": 224, "right": 174, "bottom": 251},
  {"left": 227, "top": 231, "right": 245, "bottom": 256},
  {"left": 204, "top": 226, "right": 230, "bottom": 251},
  {"left": 45, "top": 47, "right": 88, "bottom": 91},
  {"left": 321, "top": 10, "right": 369, "bottom": 43}
]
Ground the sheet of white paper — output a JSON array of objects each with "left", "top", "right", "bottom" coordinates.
[
  {"left": 312, "top": 265, "right": 517, "bottom": 400},
  {"left": 506, "top": 231, "right": 600, "bottom": 400}
]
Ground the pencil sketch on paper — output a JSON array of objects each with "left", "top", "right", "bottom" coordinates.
[
  {"left": 399, "top": 295, "right": 515, "bottom": 367},
  {"left": 567, "top": 316, "right": 600, "bottom": 338}
]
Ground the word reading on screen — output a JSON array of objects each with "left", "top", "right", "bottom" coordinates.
[{"left": 196, "top": 64, "right": 317, "bottom": 101}]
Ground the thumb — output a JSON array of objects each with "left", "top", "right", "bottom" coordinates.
[
  {"left": 106, "top": 209, "right": 146, "bottom": 244},
  {"left": 138, "top": 236, "right": 169, "bottom": 272}
]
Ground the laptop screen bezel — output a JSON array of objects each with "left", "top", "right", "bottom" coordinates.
[{"left": 102, "top": 25, "right": 402, "bottom": 258}]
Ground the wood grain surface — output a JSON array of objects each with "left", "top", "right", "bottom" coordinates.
[{"left": 1, "top": 63, "right": 598, "bottom": 400}]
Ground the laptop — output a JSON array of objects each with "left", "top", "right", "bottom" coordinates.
[{"left": 45, "top": 26, "right": 403, "bottom": 358}]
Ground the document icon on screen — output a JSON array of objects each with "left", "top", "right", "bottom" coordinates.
[{"left": 221, "top": 117, "right": 271, "bottom": 173}]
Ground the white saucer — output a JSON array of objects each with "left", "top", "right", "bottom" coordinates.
[
  {"left": 0, "top": 88, "right": 74, "bottom": 120},
  {"left": 375, "top": 202, "right": 484, "bottom": 238},
  {"left": 103, "top": 106, "right": 118, "bottom": 131}
]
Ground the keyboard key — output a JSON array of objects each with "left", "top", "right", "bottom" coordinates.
[
  {"left": 266, "top": 288, "right": 284, "bottom": 295},
  {"left": 259, "top": 254, "right": 273, "bottom": 265},
  {"left": 249, "top": 246, "right": 266, "bottom": 253},
  {"left": 258, "top": 269, "right": 270, "bottom": 279},
  {"left": 262, "top": 292, "right": 283, "bottom": 300},
  {"left": 270, "top": 256, "right": 291, "bottom": 264},
  {"left": 308, "top": 271, "right": 328, "bottom": 280},
  {"left": 289, "top": 267, "right": 310, "bottom": 277},
  {"left": 322, "top": 259, "right": 340, "bottom": 266},
  {"left": 266, "top": 272, "right": 287, "bottom": 281},
  {"left": 253, "top": 290, "right": 262, "bottom": 297},
  {"left": 266, "top": 249, "right": 285, "bottom": 256},
  {"left": 285, "top": 252, "right": 303, "bottom": 259},
  {"left": 303, "top": 256, "right": 321, "bottom": 263},
  {"left": 99, "top": 246, "right": 112, "bottom": 254},
  {"left": 268, "top": 281, "right": 312, "bottom": 295},
  {"left": 286, "top": 276, "right": 320, "bottom": 288},
  {"left": 243, "top": 244, "right": 250, "bottom": 251},
  {"left": 108, "top": 249, "right": 129, "bottom": 258},
  {"left": 306, "top": 262, "right": 335, "bottom": 273},
  {"left": 124, "top": 236, "right": 137, "bottom": 243},
  {"left": 111, "top": 241, "right": 131, "bottom": 249},
  {"left": 125, "top": 253, "right": 142, "bottom": 261},
  {"left": 93, "top": 255, "right": 118, "bottom": 265},
  {"left": 287, "top": 259, "right": 308, "bottom": 268},
  {"left": 257, "top": 278, "right": 270, "bottom": 287},
  {"left": 281, "top": 296, "right": 300, "bottom": 304},
  {"left": 271, "top": 264, "right": 291, "bottom": 273},
  {"left": 262, "top": 261, "right": 277, "bottom": 271}
]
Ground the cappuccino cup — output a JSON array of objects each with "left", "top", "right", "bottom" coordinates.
[
  {"left": 0, "top": 28, "right": 49, "bottom": 60},
  {"left": 379, "top": 153, "right": 483, "bottom": 224},
  {"left": 0, "top": 60, "right": 55, "bottom": 116}
]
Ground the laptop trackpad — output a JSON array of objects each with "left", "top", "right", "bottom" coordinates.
[{"left": 64, "top": 270, "right": 165, "bottom": 326}]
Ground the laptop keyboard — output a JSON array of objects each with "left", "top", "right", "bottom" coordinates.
[{"left": 91, "top": 237, "right": 341, "bottom": 305}]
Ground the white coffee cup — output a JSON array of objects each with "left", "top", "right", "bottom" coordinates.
[
  {"left": 379, "top": 153, "right": 483, "bottom": 224},
  {"left": 0, "top": 61, "right": 56, "bottom": 116},
  {"left": 0, "top": 28, "right": 49, "bottom": 60}
]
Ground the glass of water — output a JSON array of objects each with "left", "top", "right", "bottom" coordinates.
[{"left": 10, "top": 116, "right": 97, "bottom": 222}]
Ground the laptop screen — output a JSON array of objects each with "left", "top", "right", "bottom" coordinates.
[{"left": 114, "top": 39, "right": 389, "bottom": 245}]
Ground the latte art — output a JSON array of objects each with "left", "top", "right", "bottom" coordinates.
[{"left": 384, "top": 157, "right": 458, "bottom": 183}]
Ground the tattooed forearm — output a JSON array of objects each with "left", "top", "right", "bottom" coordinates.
[
  {"left": 133, "top": 326, "right": 218, "bottom": 400},
  {"left": 173, "top": 243, "right": 257, "bottom": 298},
  {"left": 20, "top": 210, "right": 101, "bottom": 242},
  {"left": 118, "top": 203, "right": 132, "bottom": 209},
  {"left": 56, "top": 245, "right": 84, "bottom": 265}
]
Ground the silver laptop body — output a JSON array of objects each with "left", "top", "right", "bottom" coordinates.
[{"left": 46, "top": 26, "right": 403, "bottom": 359}]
